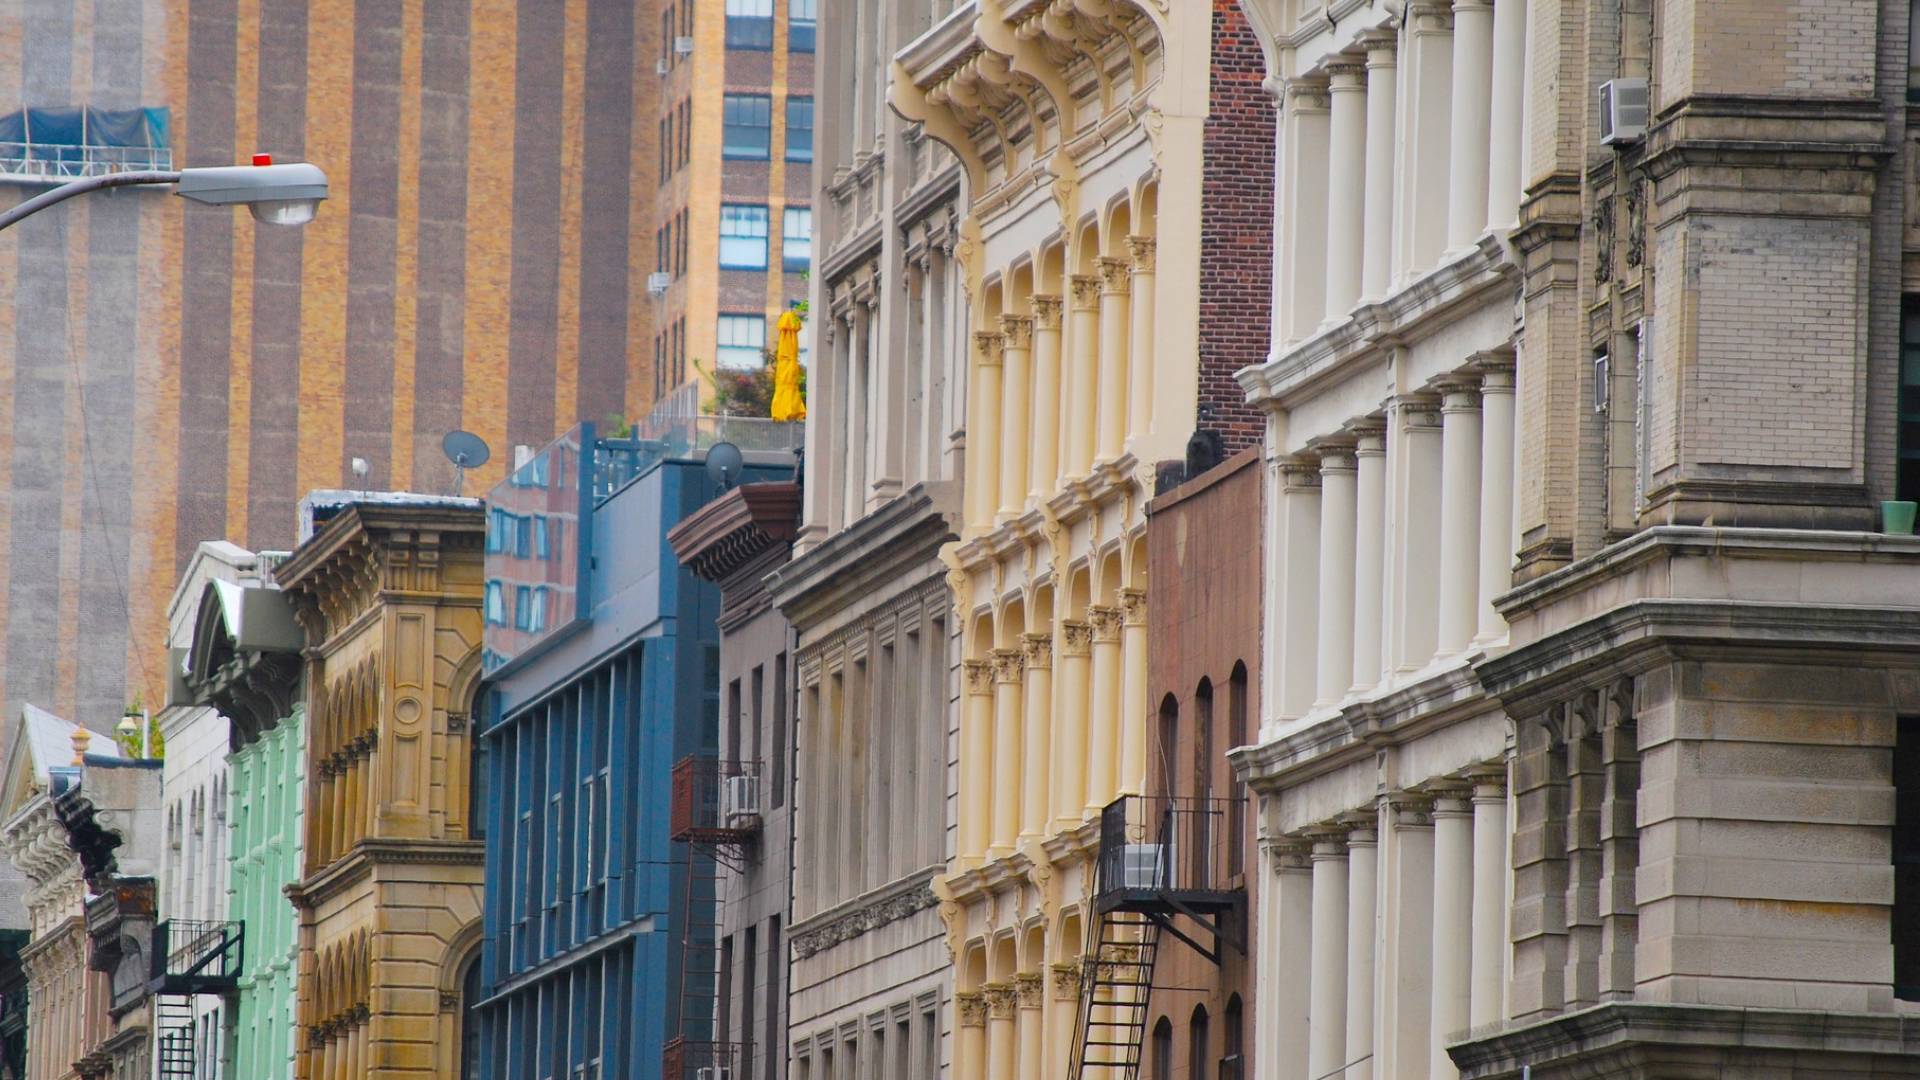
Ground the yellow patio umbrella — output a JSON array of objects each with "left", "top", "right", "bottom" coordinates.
[{"left": 771, "top": 309, "right": 807, "bottom": 421}]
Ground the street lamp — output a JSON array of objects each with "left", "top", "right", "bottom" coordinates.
[
  {"left": 116, "top": 705, "right": 151, "bottom": 759},
  {"left": 0, "top": 153, "right": 328, "bottom": 232}
]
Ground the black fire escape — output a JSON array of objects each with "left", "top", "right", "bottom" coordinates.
[
  {"left": 1071, "top": 795, "right": 1247, "bottom": 1080},
  {"left": 148, "top": 919, "right": 244, "bottom": 1079},
  {"left": 663, "top": 755, "right": 761, "bottom": 1080}
]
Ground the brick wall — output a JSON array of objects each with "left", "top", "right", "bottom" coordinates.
[{"left": 1197, "top": 0, "right": 1275, "bottom": 455}]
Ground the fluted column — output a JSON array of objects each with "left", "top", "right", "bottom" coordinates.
[
  {"left": 1095, "top": 257, "right": 1131, "bottom": 463},
  {"left": 987, "top": 983, "right": 1017, "bottom": 1080},
  {"left": 1016, "top": 973, "right": 1044, "bottom": 1079},
  {"left": 1473, "top": 364, "right": 1516, "bottom": 644},
  {"left": 1359, "top": 34, "right": 1398, "bottom": 302},
  {"left": 1344, "top": 824, "right": 1379, "bottom": 1080},
  {"left": 1049, "top": 962, "right": 1080, "bottom": 1080},
  {"left": 1053, "top": 620, "right": 1093, "bottom": 829},
  {"left": 1029, "top": 295, "right": 1064, "bottom": 499},
  {"left": 1118, "top": 589, "right": 1148, "bottom": 795},
  {"left": 1324, "top": 61, "right": 1368, "bottom": 322},
  {"left": 1485, "top": 0, "right": 1527, "bottom": 229},
  {"left": 1349, "top": 426, "right": 1387, "bottom": 692},
  {"left": 1435, "top": 381, "right": 1483, "bottom": 658},
  {"left": 1277, "top": 461, "right": 1321, "bottom": 719},
  {"left": 1086, "top": 605, "right": 1124, "bottom": 811},
  {"left": 1470, "top": 772, "right": 1509, "bottom": 1028},
  {"left": 1262, "top": 843, "right": 1314, "bottom": 1080},
  {"left": 1396, "top": 2, "right": 1453, "bottom": 281},
  {"left": 1428, "top": 791, "right": 1475, "bottom": 1080},
  {"left": 1307, "top": 833, "right": 1350, "bottom": 1080},
  {"left": 1315, "top": 449, "right": 1358, "bottom": 706},
  {"left": 1020, "top": 634, "right": 1053, "bottom": 841},
  {"left": 960, "top": 659, "right": 995, "bottom": 864},
  {"left": 970, "top": 331, "right": 1005, "bottom": 532},
  {"left": 1067, "top": 275, "right": 1101, "bottom": 477},
  {"left": 998, "top": 315, "right": 1034, "bottom": 518},
  {"left": 1392, "top": 399, "right": 1443, "bottom": 673},
  {"left": 1279, "top": 78, "right": 1331, "bottom": 340},
  {"left": 957, "top": 992, "right": 988, "bottom": 1080},
  {"left": 990, "top": 648, "right": 1025, "bottom": 856},
  {"left": 1446, "top": 0, "right": 1495, "bottom": 253},
  {"left": 1125, "top": 237, "right": 1157, "bottom": 442}
]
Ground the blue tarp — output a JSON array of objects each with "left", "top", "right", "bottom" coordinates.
[{"left": 0, "top": 106, "right": 170, "bottom": 148}]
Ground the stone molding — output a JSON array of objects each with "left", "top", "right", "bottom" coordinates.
[{"left": 791, "top": 879, "right": 939, "bottom": 960}]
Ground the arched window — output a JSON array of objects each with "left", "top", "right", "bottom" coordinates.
[
  {"left": 1228, "top": 662, "right": 1249, "bottom": 877},
  {"left": 1193, "top": 678, "right": 1214, "bottom": 801},
  {"left": 458, "top": 953, "right": 484, "bottom": 1080},
  {"left": 1189, "top": 1004, "right": 1211, "bottom": 1080},
  {"left": 1157, "top": 695, "right": 1180, "bottom": 799},
  {"left": 1150, "top": 1017, "right": 1174, "bottom": 1080},
  {"left": 1223, "top": 995, "right": 1245, "bottom": 1080}
]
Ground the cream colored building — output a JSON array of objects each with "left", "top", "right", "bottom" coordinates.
[{"left": 1236, "top": 0, "right": 1920, "bottom": 1078}]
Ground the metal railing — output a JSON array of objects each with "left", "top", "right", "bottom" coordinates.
[
  {"left": 0, "top": 141, "right": 172, "bottom": 182},
  {"left": 1095, "top": 795, "right": 1245, "bottom": 901},
  {"left": 669, "top": 756, "right": 763, "bottom": 843},
  {"left": 149, "top": 919, "right": 243, "bottom": 990}
]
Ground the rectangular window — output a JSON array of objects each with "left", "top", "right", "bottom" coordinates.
[
  {"left": 782, "top": 207, "right": 812, "bottom": 273},
  {"left": 514, "top": 584, "right": 533, "bottom": 630},
  {"left": 726, "top": 0, "right": 775, "bottom": 49},
  {"left": 771, "top": 652, "right": 788, "bottom": 807},
  {"left": 788, "top": 0, "right": 816, "bottom": 52},
  {"left": 1900, "top": 298, "right": 1920, "bottom": 502},
  {"left": 723, "top": 94, "right": 772, "bottom": 159},
  {"left": 485, "top": 581, "right": 506, "bottom": 625},
  {"left": 720, "top": 204, "right": 771, "bottom": 270},
  {"left": 717, "top": 314, "right": 767, "bottom": 370},
  {"left": 765, "top": 916, "right": 782, "bottom": 1080},
  {"left": 786, "top": 96, "right": 813, "bottom": 162},
  {"left": 1898, "top": 715, "right": 1920, "bottom": 1000}
]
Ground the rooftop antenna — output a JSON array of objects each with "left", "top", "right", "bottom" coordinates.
[
  {"left": 442, "top": 430, "right": 491, "bottom": 496},
  {"left": 705, "top": 441, "right": 744, "bottom": 493}
]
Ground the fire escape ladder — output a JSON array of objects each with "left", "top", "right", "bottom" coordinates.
[
  {"left": 664, "top": 755, "right": 760, "bottom": 1080},
  {"left": 152, "top": 995, "right": 197, "bottom": 1079},
  {"left": 1070, "top": 907, "right": 1162, "bottom": 1080}
]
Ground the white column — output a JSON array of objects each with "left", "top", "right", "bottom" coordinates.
[
  {"left": 1435, "top": 382, "right": 1483, "bottom": 658},
  {"left": 1392, "top": 400, "right": 1443, "bottom": 673},
  {"left": 1374, "top": 796, "right": 1433, "bottom": 1080},
  {"left": 957, "top": 993, "right": 987, "bottom": 1080},
  {"left": 1428, "top": 792, "right": 1474, "bottom": 1080},
  {"left": 1019, "top": 634, "right": 1053, "bottom": 841},
  {"left": 990, "top": 649, "right": 1024, "bottom": 856},
  {"left": 1263, "top": 845, "right": 1314, "bottom": 1080},
  {"left": 960, "top": 660, "right": 994, "bottom": 865},
  {"left": 1446, "top": 0, "right": 1495, "bottom": 253},
  {"left": 1308, "top": 835, "right": 1350, "bottom": 1080},
  {"left": 1095, "top": 257, "right": 1132, "bottom": 463},
  {"left": 1067, "top": 276, "right": 1101, "bottom": 477},
  {"left": 1277, "top": 462, "right": 1321, "bottom": 719},
  {"left": 997, "top": 315, "right": 1034, "bottom": 518},
  {"left": 969, "top": 331, "right": 1004, "bottom": 532},
  {"left": 1279, "top": 79, "right": 1331, "bottom": 341},
  {"left": 1485, "top": 0, "right": 1528, "bottom": 230},
  {"left": 1118, "top": 590, "right": 1149, "bottom": 796},
  {"left": 1469, "top": 773, "right": 1509, "bottom": 1029},
  {"left": 1343, "top": 825, "right": 1379, "bottom": 1080},
  {"left": 1086, "top": 606, "right": 1123, "bottom": 811},
  {"left": 1053, "top": 621, "right": 1091, "bottom": 830},
  {"left": 1349, "top": 427, "right": 1387, "bottom": 693},
  {"left": 987, "top": 984, "right": 1017, "bottom": 1080},
  {"left": 1396, "top": 3, "right": 1454, "bottom": 282},
  {"left": 1473, "top": 364, "right": 1516, "bottom": 644},
  {"left": 1126, "top": 236, "right": 1157, "bottom": 444},
  {"left": 1029, "top": 296, "right": 1063, "bottom": 500},
  {"left": 1360, "top": 34, "right": 1398, "bottom": 303},
  {"left": 1048, "top": 962, "right": 1079, "bottom": 1080},
  {"left": 1315, "top": 450, "right": 1358, "bottom": 707},
  {"left": 1323, "top": 61, "right": 1368, "bottom": 323},
  {"left": 1016, "top": 975, "right": 1044, "bottom": 1080}
]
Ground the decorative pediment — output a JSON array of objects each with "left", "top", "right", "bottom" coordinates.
[{"left": 182, "top": 580, "right": 304, "bottom": 747}]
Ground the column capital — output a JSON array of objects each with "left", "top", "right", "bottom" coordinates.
[
  {"left": 1096, "top": 256, "right": 1132, "bottom": 294},
  {"left": 957, "top": 990, "right": 988, "bottom": 1028},
  {"left": 1059, "top": 619, "right": 1093, "bottom": 657},
  {"left": 1407, "top": 0, "right": 1454, "bottom": 31},
  {"left": 985, "top": 982, "right": 1017, "bottom": 1019},
  {"left": 1268, "top": 839, "right": 1314, "bottom": 872},
  {"left": 1309, "top": 826, "right": 1352, "bottom": 860},
  {"left": 1050, "top": 960, "right": 1083, "bottom": 1000},
  {"left": 1436, "top": 380, "right": 1482, "bottom": 411},
  {"left": 1338, "top": 810, "right": 1378, "bottom": 846},
  {"left": 1349, "top": 418, "right": 1388, "bottom": 455},
  {"left": 1426, "top": 780, "right": 1475, "bottom": 818},
  {"left": 999, "top": 313, "right": 1034, "bottom": 350},
  {"left": 1015, "top": 972, "right": 1045, "bottom": 1009},
  {"left": 1452, "top": 0, "right": 1493, "bottom": 12},
  {"left": 963, "top": 659, "right": 996, "bottom": 697},
  {"left": 973, "top": 330, "right": 1005, "bottom": 367},
  {"left": 1325, "top": 57, "right": 1367, "bottom": 89},
  {"left": 1468, "top": 764, "right": 1508, "bottom": 802},
  {"left": 1118, "top": 587, "right": 1147, "bottom": 626},
  {"left": 1032, "top": 293, "right": 1063, "bottom": 329},
  {"left": 991, "top": 647, "right": 1026, "bottom": 684},
  {"left": 1395, "top": 395, "right": 1444, "bottom": 428},
  {"left": 1282, "top": 76, "right": 1330, "bottom": 112},
  {"left": 1088, "top": 604, "right": 1124, "bottom": 642},
  {"left": 1126, "top": 234, "right": 1156, "bottom": 274},
  {"left": 1021, "top": 632, "right": 1054, "bottom": 669},
  {"left": 1314, "top": 445, "right": 1358, "bottom": 474},
  {"left": 1471, "top": 351, "right": 1517, "bottom": 389},
  {"left": 1358, "top": 28, "right": 1398, "bottom": 65},
  {"left": 1069, "top": 273, "right": 1103, "bottom": 309},
  {"left": 1383, "top": 790, "right": 1434, "bottom": 826},
  {"left": 1280, "top": 458, "right": 1323, "bottom": 490}
]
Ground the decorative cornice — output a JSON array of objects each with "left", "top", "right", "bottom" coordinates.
[{"left": 791, "top": 879, "right": 939, "bottom": 959}]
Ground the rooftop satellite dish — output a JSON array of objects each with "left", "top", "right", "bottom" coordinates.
[
  {"left": 706, "top": 441, "right": 744, "bottom": 492},
  {"left": 442, "top": 430, "right": 491, "bottom": 496}
]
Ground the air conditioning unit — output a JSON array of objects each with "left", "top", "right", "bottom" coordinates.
[
  {"left": 724, "top": 774, "right": 760, "bottom": 821},
  {"left": 647, "top": 271, "right": 671, "bottom": 295},
  {"left": 674, "top": 35, "right": 696, "bottom": 55},
  {"left": 1118, "top": 843, "right": 1167, "bottom": 890},
  {"left": 1598, "top": 77, "right": 1648, "bottom": 146},
  {"left": 656, "top": 57, "right": 670, "bottom": 75}
]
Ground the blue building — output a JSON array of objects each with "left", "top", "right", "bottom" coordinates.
[{"left": 474, "top": 422, "right": 794, "bottom": 1079}]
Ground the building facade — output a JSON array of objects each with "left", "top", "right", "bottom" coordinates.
[
  {"left": 887, "top": 0, "right": 1273, "bottom": 1072},
  {"left": 1235, "top": 1, "right": 1920, "bottom": 1079},
  {"left": 0, "top": 0, "right": 668, "bottom": 755},
  {"left": 667, "top": 479, "right": 801, "bottom": 1080},
  {"left": 649, "top": 0, "right": 814, "bottom": 398},
  {"left": 476, "top": 424, "right": 792, "bottom": 1080},
  {"left": 274, "top": 496, "right": 488, "bottom": 1080}
]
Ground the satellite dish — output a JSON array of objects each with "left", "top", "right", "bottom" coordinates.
[
  {"left": 442, "top": 430, "right": 491, "bottom": 495},
  {"left": 706, "top": 441, "right": 744, "bottom": 492}
]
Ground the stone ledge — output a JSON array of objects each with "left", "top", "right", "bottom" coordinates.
[{"left": 1449, "top": 1001, "right": 1920, "bottom": 1080}]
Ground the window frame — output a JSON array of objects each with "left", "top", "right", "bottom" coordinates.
[
  {"left": 785, "top": 96, "right": 814, "bottom": 163},
  {"left": 725, "top": 0, "right": 776, "bottom": 49},
  {"left": 716, "top": 313, "right": 768, "bottom": 371},
  {"left": 782, "top": 207, "right": 812, "bottom": 273},
  {"left": 720, "top": 203, "right": 772, "bottom": 271},
  {"left": 723, "top": 93, "right": 773, "bottom": 160},
  {"left": 788, "top": 0, "right": 816, "bottom": 52}
]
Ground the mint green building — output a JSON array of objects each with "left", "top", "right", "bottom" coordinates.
[{"left": 180, "top": 576, "right": 304, "bottom": 1079}]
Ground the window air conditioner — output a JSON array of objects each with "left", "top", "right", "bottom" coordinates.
[
  {"left": 647, "top": 271, "right": 671, "bottom": 295},
  {"left": 674, "top": 35, "right": 696, "bottom": 55},
  {"left": 1119, "top": 843, "right": 1167, "bottom": 890},
  {"left": 1598, "top": 78, "right": 1648, "bottom": 146},
  {"left": 656, "top": 57, "right": 670, "bottom": 75},
  {"left": 724, "top": 774, "right": 760, "bottom": 821}
]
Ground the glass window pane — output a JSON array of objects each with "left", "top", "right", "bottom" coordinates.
[
  {"left": 717, "top": 314, "right": 768, "bottom": 371},
  {"left": 782, "top": 207, "right": 811, "bottom": 273},
  {"left": 720, "top": 204, "right": 770, "bottom": 270},
  {"left": 785, "top": 97, "right": 812, "bottom": 162},
  {"left": 725, "top": 0, "right": 774, "bottom": 50},
  {"left": 788, "top": 0, "right": 815, "bottom": 52},
  {"left": 724, "top": 94, "right": 772, "bottom": 159}
]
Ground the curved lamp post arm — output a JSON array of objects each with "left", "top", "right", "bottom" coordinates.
[{"left": 0, "top": 170, "right": 183, "bottom": 232}]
